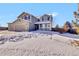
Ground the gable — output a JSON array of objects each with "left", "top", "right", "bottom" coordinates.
[
  {"left": 40, "top": 14, "right": 52, "bottom": 21},
  {"left": 17, "top": 12, "right": 30, "bottom": 18},
  {"left": 42, "top": 14, "right": 50, "bottom": 17},
  {"left": 10, "top": 12, "right": 38, "bottom": 24},
  {"left": 17, "top": 12, "right": 30, "bottom": 20}
]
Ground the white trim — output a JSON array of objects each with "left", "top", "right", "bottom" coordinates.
[{"left": 35, "top": 21, "right": 51, "bottom": 24}]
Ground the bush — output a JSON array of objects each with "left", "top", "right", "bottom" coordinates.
[{"left": 67, "top": 29, "right": 78, "bottom": 34}]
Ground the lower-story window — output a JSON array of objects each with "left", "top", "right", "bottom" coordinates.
[
  {"left": 45, "top": 24, "right": 47, "bottom": 27},
  {"left": 45, "top": 24, "right": 50, "bottom": 28},
  {"left": 48, "top": 24, "right": 50, "bottom": 27},
  {"left": 40, "top": 24, "right": 42, "bottom": 28}
]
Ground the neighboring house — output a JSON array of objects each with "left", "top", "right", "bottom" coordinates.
[
  {"left": 0, "top": 27, "right": 8, "bottom": 30},
  {"left": 8, "top": 12, "right": 53, "bottom": 31}
]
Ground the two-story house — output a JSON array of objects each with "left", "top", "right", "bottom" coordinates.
[
  {"left": 35, "top": 14, "right": 53, "bottom": 30},
  {"left": 8, "top": 12, "right": 53, "bottom": 31}
]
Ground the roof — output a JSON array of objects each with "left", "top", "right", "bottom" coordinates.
[
  {"left": 17, "top": 12, "right": 30, "bottom": 18},
  {"left": 17, "top": 12, "right": 37, "bottom": 18},
  {"left": 42, "top": 14, "right": 52, "bottom": 17}
]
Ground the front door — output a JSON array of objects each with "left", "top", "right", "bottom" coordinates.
[{"left": 35, "top": 24, "right": 39, "bottom": 30}]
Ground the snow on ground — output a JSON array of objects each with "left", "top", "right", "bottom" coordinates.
[{"left": 0, "top": 30, "right": 79, "bottom": 56}]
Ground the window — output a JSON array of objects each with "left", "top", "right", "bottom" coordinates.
[
  {"left": 23, "top": 15, "right": 30, "bottom": 20},
  {"left": 24, "top": 16, "right": 28, "bottom": 20},
  {"left": 45, "top": 24, "right": 47, "bottom": 27},
  {"left": 48, "top": 24, "right": 50, "bottom": 27},
  {"left": 28, "top": 16, "right": 30, "bottom": 19},
  {"left": 38, "top": 19, "right": 40, "bottom": 22},
  {"left": 40, "top": 24, "right": 42, "bottom": 27},
  {"left": 42, "top": 17, "right": 44, "bottom": 21},
  {"left": 48, "top": 17, "right": 50, "bottom": 21},
  {"left": 45, "top": 24, "right": 50, "bottom": 28}
]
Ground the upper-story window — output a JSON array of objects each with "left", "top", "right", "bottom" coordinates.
[
  {"left": 41, "top": 16, "right": 50, "bottom": 21},
  {"left": 48, "top": 17, "right": 50, "bottom": 21},
  {"left": 28, "top": 16, "right": 30, "bottom": 19},
  {"left": 24, "top": 16, "right": 28, "bottom": 20},
  {"left": 38, "top": 19, "right": 40, "bottom": 22},
  {"left": 42, "top": 17, "right": 44, "bottom": 21},
  {"left": 23, "top": 15, "right": 30, "bottom": 20}
]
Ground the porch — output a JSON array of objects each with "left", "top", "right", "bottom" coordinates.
[{"left": 34, "top": 23, "right": 51, "bottom": 31}]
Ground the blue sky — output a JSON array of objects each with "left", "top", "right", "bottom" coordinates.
[{"left": 0, "top": 3, "right": 77, "bottom": 27}]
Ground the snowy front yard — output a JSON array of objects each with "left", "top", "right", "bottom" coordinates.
[
  {"left": 0, "top": 30, "right": 78, "bottom": 43},
  {"left": 0, "top": 30, "right": 79, "bottom": 56}
]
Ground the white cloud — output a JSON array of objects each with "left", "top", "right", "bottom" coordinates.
[{"left": 52, "top": 12, "right": 59, "bottom": 17}]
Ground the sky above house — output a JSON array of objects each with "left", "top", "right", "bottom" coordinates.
[{"left": 0, "top": 3, "right": 77, "bottom": 27}]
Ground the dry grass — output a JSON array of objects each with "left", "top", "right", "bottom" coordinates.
[
  {"left": 71, "top": 40, "right": 79, "bottom": 46},
  {"left": 0, "top": 30, "right": 19, "bottom": 35}
]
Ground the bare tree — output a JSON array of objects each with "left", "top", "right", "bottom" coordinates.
[{"left": 55, "top": 24, "right": 59, "bottom": 29}]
